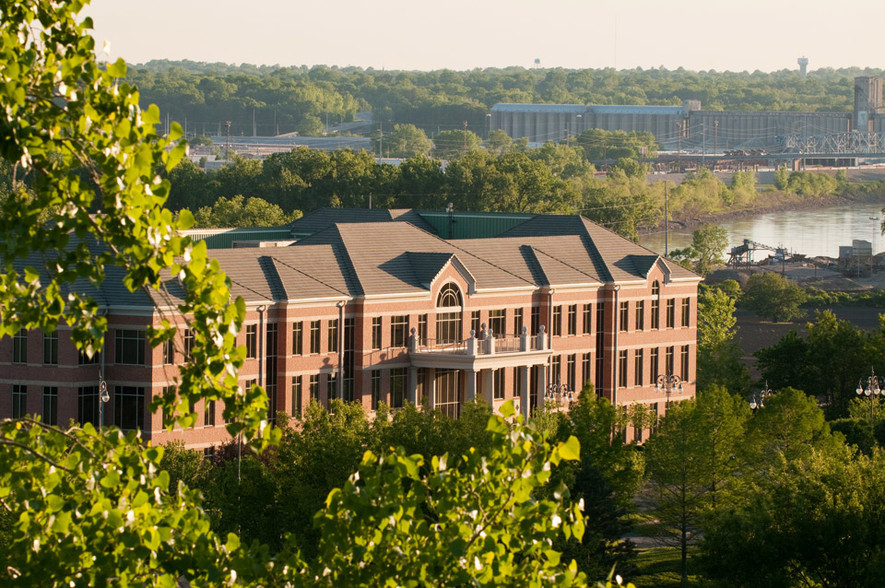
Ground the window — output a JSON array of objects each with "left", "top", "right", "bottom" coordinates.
[
  {"left": 12, "top": 385, "right": 27, "bottom": 419},
  {"left": 634, "top": 421, "right": 644, "bottom": 443},
  {"left": 634, "top": 349, "right": 644, "bottom": 387},
  {"left": 184, "top": 329, "right": 194, "bottom": 361},
  {"left": 245, "top": 324, "right": 257, "bottom": 358},
  {"left": 666, "top": 346, "right": 675, "bottom": 375},
  {"left": 595, "top": 353, "right": 604, "bottom": 393},
  {"left": 514, "top": 308, "right": 524, "bottom": 335},
  {"left": 682, "top": 298, "right": 691, "bottom": 327},
  {"left": 390, "top": 315, "right": 408, "bottom": 347},
  {"left": 666, "top": 299, "right": 675, "bottom": 329},
  {"left": 552, "top": 306, "right": 562, "bottom": 336},
  {"left": 436, "top": 289, "right": 463, "bottom": 345},
  {"left": 204, "top": 400, "right": 216, "bottom": 427},
  {"left": 681, "top": 345, "right": 690, "bottom": 380},
  {"left": 13, "top": 329, "right": 27, "bottom": 363},
  {"left": 417, "top": 314, "right": 428, "bottom": 343},
  {"left": 390, "top": 368, "right": 406, "bottom": 409},
  {"left": 618, "top": 351, "right": 628, "bottom": 388},
  {"left": 309, "top": 375, "right": 319, "bottom": 400},
  {"left": 43, "top": 386, "right": 58, "bottom": 425},
  {"left": 78, "top": 386, "right": 99, "bottom": 427},
  {"left": 489, "top": 309, "right": 506, "bottom": 337},
  {"left": 635, "top": 300, "right": 645, "bottom": 331},
  {"left": 163, "top": 339, "right": 174, "bottom": 364},
  {"left": 114, "top": 386, "right": 144, "bottom": 430},
  {"left": 652, "top": 280, "right": 660, "bottom": 296},
  {"left": 567, "top": 354, "right": 576, "bottom": 391},
  {"left": 493, "top": 368, "right": 506, "bottom": 400},
  {"left": 567, "top": 305, "right": 577, "bottom": 336},
  {"left": 619, "top": 301, "right": 629, "bottom": 332},
  {"left": 291, "top": 376, "right": 302, "bottom": 417},
  {"left": 531, "top": 307, "right": 540, "bottom": 335},
  {"left": 551, "top": 355, "right": 562, "bottom": 385},
  {"left": 650, "top": 348, "right": 660, "bottom": 382},
  {"left": 650, "top": 299, "right": 660, "bottom": 330},
  {"left": 582, "top": 353, "right": 592, "bottom": 389},
  {"left": 371, "top": 370, "right": 382, "bottom": 410},
  {"left": 43, "top": 331, "right": 58, "bottom": 365},
  {"left": 582, "top": 304, "right": 592, "bottom": 335},
  {"left": 115, "top": 329, "right": 145, "bottom": 365},
  {"left": 327, "top": 319, "right": 339, "bottom": 353},
  {"left": 470, "top": 311, "right": 481, "bottom": 335},
  {"left": 292, "top": 322, "right": 303, "bottom": 355},
  {"left": 370, "top": 316, "right": 382, "bottom": 349},
  {"left": 309, "top": 321, "right": 320, "bottom": 354}
]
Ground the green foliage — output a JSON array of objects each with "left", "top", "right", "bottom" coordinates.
[
  {"left": 382, "top": 123, "right": 433, "bottom": 158},
  {"left": 783, "top": 170, "right": 840, "bottom": 196},
  {"left": 0, "top": 0, "right": 272, "bottom": 445},
  {"left": 667, "top": 224, "right": 728, "bottom": 276},
  {"left": 0, "top": 419, "right": 266, "bottom": 585},
  {"left": 696, "top": 284, "right": 750, "bottom": 393},
  {"left": 192, "top": 194, "right": 299, "bottom": 227},
  {"left": 552, "top": 391, "right": 644, "bottom": 580},
  {"left": 643, "top": 388, "right": 750, "bottom": 585},
  {"left": 741, "top": 272, "right": 807, "bottom": 322},
  {"left": 432, "top": 128, "right": 483, "bottom": 159},
  {"left": 575, "top": 129, "right": 658, "bottom": 161},
  {"left": 486, "top": 129, "right": 514, "bottom": 155},
  {"left": 293, "top": 401, "right": 588, "bottom": 587}
]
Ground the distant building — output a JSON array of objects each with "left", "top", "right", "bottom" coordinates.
[
  {"left": 491, "top": 76, "right": 885, "bottom": 151},
  {"left": 1, "top": 210, "right": 700, "bottom": 449}
]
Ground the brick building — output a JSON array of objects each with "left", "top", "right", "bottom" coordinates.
[{"left": 0, "top": 212, "right": 700, "bottom": 449}]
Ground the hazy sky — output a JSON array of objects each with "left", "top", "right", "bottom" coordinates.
[{"left": 83, "top": 0, "right": 885, "bottom": 73}]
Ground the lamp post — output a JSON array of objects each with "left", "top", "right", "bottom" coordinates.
[
  {"left": 749, "top": 381, "right": 773, "bottom": 411},
  {"left": 545, "top": 383, "right": 572, "bottom": 407},
  {"left": 856, "top": 368, "right": 881, "bottom": 426},
  {"left": 655, "top": 372, "right": 683, "bottom": 408},
  {"left": 98, "top": 378, "right": 109, "bottom": 430}
]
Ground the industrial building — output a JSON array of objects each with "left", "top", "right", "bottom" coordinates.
[
  {"left": 1, "top": 210, "right": 700, "bottom": 449},
  {"left": 491, "top": 77, "right": 885, "bottom": 152}
]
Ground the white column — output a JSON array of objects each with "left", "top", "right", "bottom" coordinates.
[
  {"left": 466, "top": 369, "right": 477, "bottom": 402},
  {"left": 520, "top": 365, "right": 530, "bottom": 421},
  {"left": 482, "top": 369, "right": 494, "bottom": 405}
]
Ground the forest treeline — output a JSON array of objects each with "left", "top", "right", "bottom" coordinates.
[
  {"left": 130, "top": 60, "right": 883, "bottom": 138},
  {"left": 167, "top": 144, "right": 879, "bottom": 238}
]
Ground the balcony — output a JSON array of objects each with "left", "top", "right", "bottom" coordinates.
[{"left": 408, "top": 326, "right": 552, "bottom": 370}]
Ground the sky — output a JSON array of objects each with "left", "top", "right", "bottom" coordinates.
[{"left": 83, "top": 0, "right": 885, "bottom": 73}]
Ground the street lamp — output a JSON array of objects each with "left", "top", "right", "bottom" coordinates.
[
  {"left": 98, "top": 377, "right": 109, "bottom": 430},
  {"left": 655, "top": 372, "right": 683, "bottom": 408},
  {"left": 545, "top": 383, "right": 573, "bottom": 406},
  {"left": 749, "top": 381, "right": 773, "bottom": 411},
  {"left": 856, "top": 368, "right": 881, "bottom": 426}
]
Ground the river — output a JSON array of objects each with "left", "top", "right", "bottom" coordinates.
[{"left": 639, "top": 201, "right": 885, "bottom": 260}]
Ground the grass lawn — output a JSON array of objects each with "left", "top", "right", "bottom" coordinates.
[{"left": 630, "top": 546, "right": 704, "bottom": 587}]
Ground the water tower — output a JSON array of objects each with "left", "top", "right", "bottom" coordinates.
[{"left": 798, "top": 56, "right": 808, "bottom": 77}]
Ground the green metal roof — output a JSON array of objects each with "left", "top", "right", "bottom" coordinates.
[
  {"left": 182, "top": 227, "right": 294, "bottom": 249},
  {"left": 417, "top": 211, "right": 533, "bottom": 239}
]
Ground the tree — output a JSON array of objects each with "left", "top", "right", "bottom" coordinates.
[
  {"left": 0, "top": 0, "right": 268, "bottom": 442},
  {"left": 432, "top": 128, "right": 483, "bottom": 159},
  {"left": 553, "top": 391, "right": 644, "bottom": 579},
  {"left": 696, "top": 283, "right": 750, "bottom": 392},
  {"left": 741, "top": 272, "right": 807, "bottom": 322},
  {"left": 0, "top": 420, "right": 264, "bottom": 585},
  {"left": 668, "top": 224, "right": 728, "bottom": 276},
  {"left": 383, "top": 123, "right": 432, "bottom": 158},
  {"left": 294, "top": 401, "right": 589, "bottom": 587},
  {"left": 193, "top": 194, "right": 299, "bottom": 227},
  {"left": 486, "top": 129, "right": 513, "bottom": 156},
  {"left": 644, "top": 389, "right": 748, "bottom": 587}
]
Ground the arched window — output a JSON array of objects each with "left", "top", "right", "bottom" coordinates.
[
  {"left": 650, "top": 280, "right": 661, "bottom": 329},
  {"left": 437, "top": 282, "right": 463, "bottom": 308},
  {"left": 651, "top": 280, "right": 660, "bottom": 296},
  {"left": 436, "top": 283, "right": 463, "bottom": 344}
]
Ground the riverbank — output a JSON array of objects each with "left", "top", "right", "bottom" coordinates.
[{"left": 659, "top": 188, "right": 885, "bottom": 233}]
